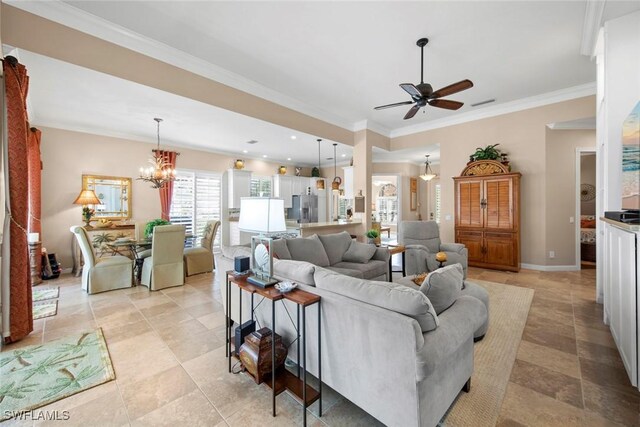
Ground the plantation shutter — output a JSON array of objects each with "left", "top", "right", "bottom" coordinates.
[{"left": 435, "top": 184, "right": 441, "bottom": 223}]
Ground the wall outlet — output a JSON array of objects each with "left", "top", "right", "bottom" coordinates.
[
  {"left": 569, "top": 216, "right": 574, "bottom": 223},
  {"left": 549, "top": 251, "right": 555, "bottom": 258},
  {"left": 445, "top": 214, "right": 452, "bottom": 221}
]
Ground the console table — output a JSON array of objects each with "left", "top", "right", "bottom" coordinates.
[{"left": 226, "top": 271, "right": 322, "bottom": 425}]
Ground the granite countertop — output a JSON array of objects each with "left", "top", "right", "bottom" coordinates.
[
  {"left": 600, "top": 217, "right": 640, "bottom": 232},
  {"left": 287, "top": 219, "right": 362, "bottom": 230}
]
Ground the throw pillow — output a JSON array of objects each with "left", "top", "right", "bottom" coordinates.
[
  {"left": 342, "top": 241, "right": 377, "bottom": 264},
  {"left": 419, "top": 264, "right": 463, "bottom": 314},
  {"left": 318, "top": 231, "right": 353, "bottom": 265},
  {"left": 286, "top": 234, "right": 331, "bottom": 267},
  {"left": 270, "top": 238, "right": 292, "bottom": 260}
]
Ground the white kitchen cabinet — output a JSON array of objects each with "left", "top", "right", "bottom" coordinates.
[
  {"left": 342, "top": 166, "right": 354, "bottom": 199},
  {"left": 227, "top": 169, "right": 251, "bottom": 209},
  {"left": 273, "top": 175, "right": 294, "bottom": 208},
  {"left": 603, "top": 220, "right": 639, "bottom": 389},
  {"left": 292, "top": 176, "right": 307, "bottom": 196}
]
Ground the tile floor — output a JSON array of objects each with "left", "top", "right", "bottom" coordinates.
[{"left": 2, "top": 267, "right": 638, "bottom": 426}]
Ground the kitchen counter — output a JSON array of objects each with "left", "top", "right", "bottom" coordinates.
[
  {"left": 600, "top": 217, "right": 640, "bottom": 232},
  {"left": 286, "top": 220, "right": 363, "bottom": 237}
]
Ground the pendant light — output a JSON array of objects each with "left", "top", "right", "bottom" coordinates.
[
  {"left": 316, "top": 139, "right": 325, "bottom": 189},
  {"left": 331, "top": 143, "right": 342, "bottom": 191},
  {"left": 137, "top": 118, "right": 176, "bottom": 188},
  {"left": 420, "top": 154, "right": 437, "bottom": 181}
]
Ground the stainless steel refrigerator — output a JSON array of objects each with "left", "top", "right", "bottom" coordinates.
[{"left": 289, "top": 195, "right": 318, "bottom": 223}]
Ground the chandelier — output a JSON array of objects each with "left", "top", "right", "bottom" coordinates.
[
  {"left": 420, "top": 154, "right": 437, "bottom": 181},
  {"left": 138, "top": 118, "right": 176, "bottom": 189}
]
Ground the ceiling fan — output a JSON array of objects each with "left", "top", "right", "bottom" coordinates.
[{"left": 374, "top": 38, "right": 474, "bottom": 120}]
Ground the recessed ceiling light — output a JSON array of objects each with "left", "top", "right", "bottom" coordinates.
[
  {"left": 262, "top": 155, "right": 268, "bottom": 158},
  {"left": 287, "top": 157, "right": 292, "bottom": 161},
  {"left": 341, "top": 154, "right": 346, "bottom": 157},
  {"left": 242, "top": 150, "right": 248, "bottom": 153},
  {"left": 291, "top": 136, "right": 297, "bottom": 140}
]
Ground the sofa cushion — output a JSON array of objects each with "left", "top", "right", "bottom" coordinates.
[
  {"left": 273, "top": 259, "right": 315, "bottom": 286},
  {"left": 314, "top": 267, "right": 439, "bottom": 332},
  {"left": 342, "top": 241, "right": 377, "bottom": 264},
  {"left": 419, "top": 264, "right": 463, "bottom": 314},
  {"left": 286, "top": 234, "right": 331, "bottom": 267},
  {"left": 333, "top": 260, "right": 388, "bottom": 280},
  {"left": 271, "top": 238, "right": 292, "bottom": 260},
  {"left": 325, "top": 266, "right": 364, "bottom": 279},
  {"left": 318, "top": 231, "right": 353, "bottom": 265}
]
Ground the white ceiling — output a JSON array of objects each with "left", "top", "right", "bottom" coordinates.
[
  {"left": 17, "top": 49, "right": 352, "bottom": 167},
  {"left": 7, "top": 1, "right": 640, "bottom": 166},
  {"left": 58, "top": 0, "right": 599, "bottom": 132}
]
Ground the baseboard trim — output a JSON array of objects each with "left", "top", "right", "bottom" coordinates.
[{"left": 520, "top": 263, "right": 581, "bottom": 272}]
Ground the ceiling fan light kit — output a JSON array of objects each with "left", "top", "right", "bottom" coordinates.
[{"left": 374, "top": 37, "right": 474, "bottom": 120}]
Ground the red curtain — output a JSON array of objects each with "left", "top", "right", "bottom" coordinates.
[
  {"left": 3, "top": 56, "right": 33, "bottom": 343},
  {"left": 28, "top": 127, "right": 42, "bottom": 279},
  {"left": 157, "top": 150, "right": 177, "bottom": 220}
]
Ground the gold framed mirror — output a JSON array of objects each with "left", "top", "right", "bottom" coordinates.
[
  {"left": 82, "top": 175, "right": 132, "bottom": 221},
  {"left": 410, "top": 177, "right": 418, "bottom": 211}
]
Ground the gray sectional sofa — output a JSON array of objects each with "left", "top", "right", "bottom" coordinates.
[{"left": 216, "top": 232, "right": 489, "bottom": 427}]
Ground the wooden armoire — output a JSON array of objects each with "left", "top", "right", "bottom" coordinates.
[{"left": 454, "top": 160, "right": 521, "bottom": 272}]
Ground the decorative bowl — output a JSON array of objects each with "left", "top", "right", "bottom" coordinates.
[{"left": 275, "top": 282, "right": 297, "bottom": 293}]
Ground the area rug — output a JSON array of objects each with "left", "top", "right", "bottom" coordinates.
[
  {"left": 32, "top": 300, "right": 58, "bottom": 320},
  {"left": 0, "top": 328, "right": 115, "bottom": 421},
  {"left": 32, "top": 286, "right": 59, "bottom": 302},
  {"left": 441, "top": 280, "right": 534, "bottom": 426}
]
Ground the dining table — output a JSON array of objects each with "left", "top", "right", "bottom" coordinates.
[{"left": 109, "top": 235, "right": 195, "bottom": 284}]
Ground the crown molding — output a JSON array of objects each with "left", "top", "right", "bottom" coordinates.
[
  {"left": 580, "top": 1, "right": 606, "bottom": 57},
  {"left": 390, "top": 82, "right": 597, "bottom": 138},
  {"left": 6, "top": 0, "right": 355, "bottom": 132},
  {"left": 352, "top": 120, "right": 391, "bottom": 137},
  {"left": 547, "top": 122, "right": 596, "bottom": 130}
]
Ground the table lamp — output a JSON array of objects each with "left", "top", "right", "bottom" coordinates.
[
  {"left": 73, "top": 189, "right": 101, "bottom": 227},
  {"left": 239, "top": 197, "right": 286, "bottom": 288}
]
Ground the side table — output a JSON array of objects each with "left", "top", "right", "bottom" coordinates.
[
  {"left": 226, "top": 271, "right": 322, "bottom": 426},
  {"left": 386, "top": 244, "right": 406, "bottom": 281}
]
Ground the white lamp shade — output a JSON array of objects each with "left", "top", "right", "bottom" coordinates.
[{"left": 238, "top": 198, "right": 286, "bottom": 233}]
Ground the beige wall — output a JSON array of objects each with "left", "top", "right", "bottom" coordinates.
[
  {"left": 545, "top": 129, "right": 596, "bottom": 266},
  {"left": 392, "top": 96, "right": 595, "bottom": 266},
  {"left": 580, "top": 154, "right": 596, "bottom": 215},
  {"left": 39, "top": 126, "right": 312, "bottom": 268}
]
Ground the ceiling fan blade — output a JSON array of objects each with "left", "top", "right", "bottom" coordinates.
[
  {"left": 428, "top": 99, "right": 464, "bottom": 110},
  {"left": 404, "top": 104, "right": 421, "bottom": 120},
  {"left": 431, "top": 79, "right": 474, "bottom": 99},
  {"left": 400, "top": 83, "right": 422, "bottom": 100},
  {"left": 374, "top": 101, "right": 414, "bottom": 110}
]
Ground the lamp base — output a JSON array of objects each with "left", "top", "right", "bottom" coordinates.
[{"left": 247, "top": 276, "right": 279, "bottom": 288}]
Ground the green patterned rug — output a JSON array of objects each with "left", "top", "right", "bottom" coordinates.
[
  {"left": 32, "top": 300, "right": 58, "bottom": 320},
  {"left": 33, "top": 286, "right": 59, "bottom": 302},
  {"left": 0, "top": 329, "right": 115, "bottom": 421}
]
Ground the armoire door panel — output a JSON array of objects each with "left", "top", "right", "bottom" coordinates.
[
  {"left": 484, "top": 178, "right": 513, "bottom": 229},
  {"left": 484, "top": 235, "right": 516, "bottom": 267},
  {"left": 456, "top": 231, "right": 484, "bottom": 263},
  {"left": 456, "top": 180, "right": 482, "bottom": 227}
]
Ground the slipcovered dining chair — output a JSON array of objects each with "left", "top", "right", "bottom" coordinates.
[
  {"left": 184, "top": 220, "right": 220, "bottom": 276},
  {"left": 134, "top": 220, "right": 153, "bottom": 259},
  {"left": 399, "top": 221, "right": 469, "bottom": 278},
  {"left": 141, "top": 224, "right": 186, "bottom": 290},
  {"left": 70, "top": 226, "right": 133, "bottom": 294}
]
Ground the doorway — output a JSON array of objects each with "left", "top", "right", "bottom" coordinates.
[
  {"left": 576, "top": 149, "right": 597, "bottom": 269},
  {"left": 372, "top": 175, "right": 400, "bottom": 243}
]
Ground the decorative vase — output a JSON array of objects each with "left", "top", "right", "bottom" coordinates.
[
  {"left": 278, "top": 166, "right": 287, "bottom": 175},
  {"left": 238, "top": 327, "right": 287, "bottom": 384},
  {"left": 234, "top": 159, "right": 245, "bottom": 170}
]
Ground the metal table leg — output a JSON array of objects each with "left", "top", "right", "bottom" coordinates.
[
  {"left": 272, "top": 299, "right": 276, "bottom": 417},
  {"left": 318, "top": 301, "right": 322, "bottom": 417},
  {"left": 303, "top": 304, "right": 307, "bottom": 426},
  {"left": 297, "top": 305, "right": 301, "bottom": 378}
]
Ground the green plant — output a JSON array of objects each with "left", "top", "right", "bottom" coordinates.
[
  {"left": 144, "top": 219, "right": 170, "bottom": 238},
  {"left": 470, "top": 143, "right": 502, "bottom": 161},
  {"left": 311, "top": 167, "right": 320, "bottom": 177},
  {"left": 365, "top": 229, "right": 379, "bottom": 239}
]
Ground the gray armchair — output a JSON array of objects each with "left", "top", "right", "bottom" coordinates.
[{"left": 399, "top": 221, "right": 468, "bottom": 278}]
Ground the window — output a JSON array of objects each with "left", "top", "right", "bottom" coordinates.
[
  {"left": 170, "top": 170, "right": 221, "bottom": 248},
  {"left": 250, "top": 177, "right": 272, "bottom": 197},
  {"left": 338, "top": 197, "right": 353, "bottom": 218},
  {"left": 435, "top": 184, "right": 441, "bottom": 223}
]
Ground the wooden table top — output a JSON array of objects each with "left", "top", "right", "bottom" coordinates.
[
  {"left": 227, "top": 271, "right": 320, "bottom": 306},
  {"left": 384, "top": 244, "right": 406, "bottom": 255}
]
